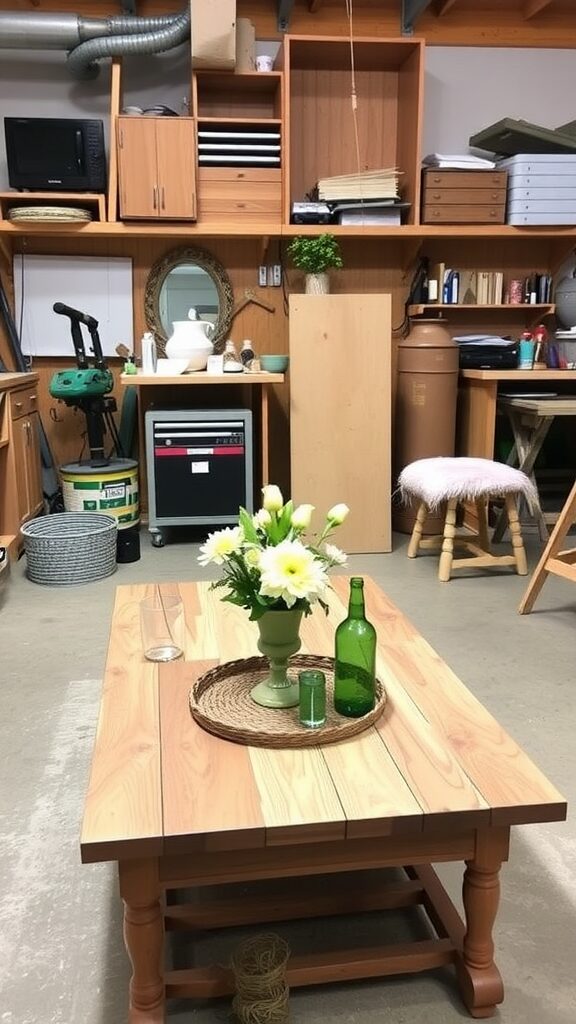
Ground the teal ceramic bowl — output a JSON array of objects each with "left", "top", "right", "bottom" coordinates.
[{"left": 260, "top": 354, "right": 289, "bottom": 373}]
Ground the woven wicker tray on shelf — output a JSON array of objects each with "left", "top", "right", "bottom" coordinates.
[
  {"left": 189, "top": 654, "right": 387, "bottom": 749},
  {"left": 8, "top": 205, "right": 92, "bottom": 223}
]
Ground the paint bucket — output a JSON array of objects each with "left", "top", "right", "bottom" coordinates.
[{"left": 60, "top": 459, "right": 139, "bottom": 530}]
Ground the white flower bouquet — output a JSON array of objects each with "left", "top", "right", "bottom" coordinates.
[{"left": 198, "top": 485, "right": 349, "bottom": 620}]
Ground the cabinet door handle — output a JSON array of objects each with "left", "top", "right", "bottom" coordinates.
[
  {"left": 153, "top": 186, "right": 158, "bottom": 210},
  {"left": 29, "top": 394, "right": 37, "bottom": 402},
  {"left": 25, "top": 420, "right": 31, "bottom": 446},
  {"left": 161, "top": 186, "right": 165, "bottom": 210},
  {"left": 119, "top": 128, "right": 124, "bottom": 148}
]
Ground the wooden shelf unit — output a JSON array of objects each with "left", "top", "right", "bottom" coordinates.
[
  {"left": 193, "top": 71, "right": 283, "bottom": 120},
  {"left": 408, "top": 303, "right": 556, "bottom": 317},
  {"left": 283, "top": 35, "right": 424, "bottom": 226},
  {"left": 0, "top": 191, "right": 106, "bottom": 222}
]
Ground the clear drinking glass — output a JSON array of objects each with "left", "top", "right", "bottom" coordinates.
[{"left": 140, "top": 592, "right": 184, "bottom": 661}]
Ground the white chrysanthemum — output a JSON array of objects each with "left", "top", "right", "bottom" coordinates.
[
  {"left": 259, "top": 539, "right": 328, "bottom": 608},
  {"left": 253, "top": 508, "right": 272, "bottom": 529},
  {"left": 261, "top": 484, "right": 283, "bottom": 512},
  {"left": 327, "top": 502, "right": 350, "bottom": 525},
  {"left": 324, "top": 543, "right": 347, "bottom": 566},
  {"left": 198, "top": 526, "right": 243, "bottom": 566},
  {"left": 291, "top": 503, "right": 314, "bottom": 530}
]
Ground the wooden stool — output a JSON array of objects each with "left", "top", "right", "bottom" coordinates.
[{"left": 399, "top": 457, "right": 536, "bottom": 582}]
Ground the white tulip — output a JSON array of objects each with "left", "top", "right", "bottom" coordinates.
[
  {"left": 327, "top": 502, "right": 350, "bottom": 525},
  {"left": 291, "top": 503, "right": 315, "bottom": 530},
  {"left": 261, "top": 484, "right": 283, "bottom": 512}
]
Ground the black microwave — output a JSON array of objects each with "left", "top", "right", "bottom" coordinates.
[{"left": 4, "top": 117, "right": 107, "bottom": 192}]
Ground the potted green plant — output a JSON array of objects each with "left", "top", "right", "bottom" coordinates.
[{"left": 286, "top": 233, "right": 343, "bottom": 294}]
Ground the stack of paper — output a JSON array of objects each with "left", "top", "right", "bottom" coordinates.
[
  {"left": 317, "top": 168, "right": 399, "bottom": 201},
  {"left": 422, "top": 153, "right": 496, "bottom": 170}
]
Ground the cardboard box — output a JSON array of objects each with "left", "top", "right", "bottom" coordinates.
[{"left": 191, "top": 0, "right": 236, "bottom": 70}]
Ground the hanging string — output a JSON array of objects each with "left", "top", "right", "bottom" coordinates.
[{"left": 345, "top": 0, "right": 363, "bottom": 181}]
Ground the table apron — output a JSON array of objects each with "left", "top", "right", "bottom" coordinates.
[{"left": 158, "top": 829, "right": 483, "bottom": 888}]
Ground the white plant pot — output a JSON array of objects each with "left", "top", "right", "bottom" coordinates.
[{"left": 305, "top": 272, "right": 330, "bottom": 295}]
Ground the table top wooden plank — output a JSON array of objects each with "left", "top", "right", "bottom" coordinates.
[
  {"left": 383, "top": 635, "right": 567, "bottom": 826},
  {"left": 320, "top": 729, "right": 424, "bottom": 838},
  {"left": 374, "top": 650, "right": 490, "bottom": 829},
  {"left": 248, "top": 746, "right": 346, "bottom": 844},
  {"left": 159, "top": 661, "right": 266, "bottom": 853},
  {"left": 81, "top": 584, "right": 163, "bottom": 863}
]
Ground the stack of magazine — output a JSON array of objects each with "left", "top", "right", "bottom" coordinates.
[
  {"left": 316, "top": 168, "right": 405, "bottom": 224},
  {"left": 317, "top": 168, "right": 399, "bottom": 201}
]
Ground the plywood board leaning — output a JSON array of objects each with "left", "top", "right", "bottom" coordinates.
[{"left": 289, "top": 293, "right": 391, "bottom": 553}]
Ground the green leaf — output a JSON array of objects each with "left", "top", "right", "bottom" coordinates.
[{"left": 238, "top": 506, "right": 259, "bottom": 544}]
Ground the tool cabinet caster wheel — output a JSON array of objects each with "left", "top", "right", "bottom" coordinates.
[{"left": 150, "top": 531, "right": 164, "bottom": 548}]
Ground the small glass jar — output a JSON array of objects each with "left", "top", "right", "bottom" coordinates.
[{"left": 298, "top": 669, "right": 326, "bottom": 728}]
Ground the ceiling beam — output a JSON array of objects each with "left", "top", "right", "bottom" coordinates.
[
  {"left": 523, "top": 0, "right": 554, "bottom": 17},
  {"left": 401, "top": 0, "right": 434, "bottom": 35},
  {"left": 277, "top": 0, "right": 295, "bottom": 32}
]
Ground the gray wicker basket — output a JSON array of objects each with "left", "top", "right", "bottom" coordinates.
[{"left": 21, "top": 513, "right": 117, "bottom": 586}]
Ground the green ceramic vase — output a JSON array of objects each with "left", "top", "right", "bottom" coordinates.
[{"left": 250, "top": 608, "right": 303, "bottom": 708}]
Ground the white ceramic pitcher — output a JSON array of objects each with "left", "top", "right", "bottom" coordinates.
[{"left": 165, "top": 307, "right": 215, "bottom": 371}]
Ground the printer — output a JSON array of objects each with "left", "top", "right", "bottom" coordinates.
[{"left": 454, "top": 335, "right": 518, "bottom": 370}]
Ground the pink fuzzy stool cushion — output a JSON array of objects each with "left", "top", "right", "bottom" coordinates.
[{"left": 398, "top": 457, "right": 538, "bottom": 510}]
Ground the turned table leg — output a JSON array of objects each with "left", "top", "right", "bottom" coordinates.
[
  {"left": 456, "top": 828, "right": 509, "bottom": 1019},
  {"left": 119, "top": 859, "right": 165, "bottom": 1023}
]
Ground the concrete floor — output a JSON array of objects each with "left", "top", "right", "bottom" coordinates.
[{"left": 1, "top": 527, "right": 575, "bottom": 1024}]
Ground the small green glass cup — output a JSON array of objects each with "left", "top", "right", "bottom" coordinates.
[{"left": 298, "top": 670, "right": 326, "bottom": 728}]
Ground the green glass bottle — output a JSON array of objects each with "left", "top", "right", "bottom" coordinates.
[{"left": 334, "top": 577, "right": 376, "bottom": 718}]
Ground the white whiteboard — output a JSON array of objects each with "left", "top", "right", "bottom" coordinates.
[{"left": 13, "top": 254, "right": 134, "bottom": 358}]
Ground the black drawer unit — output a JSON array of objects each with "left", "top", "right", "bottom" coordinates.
[{"left": 144, "top": 408, "right": 253, "bottom": 547}]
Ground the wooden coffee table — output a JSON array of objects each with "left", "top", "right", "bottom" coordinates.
[{"left": 81, "top": 577, "right": 566, "bottom": 1022}]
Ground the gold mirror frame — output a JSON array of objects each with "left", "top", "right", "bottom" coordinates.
[{"left": 144, "top": 245, "right": 234, "bottom": 356}]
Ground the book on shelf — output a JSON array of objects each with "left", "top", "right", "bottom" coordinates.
[
  {"left": 426, "top": 266, "right": 507, "bottom": 305},
  {"left": 317, "top": 168, "right": 400, "bottom": 201}
]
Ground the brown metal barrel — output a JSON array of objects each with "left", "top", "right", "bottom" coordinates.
[{"left": 393, "top": 318, "right": 459, "bottom": 534}]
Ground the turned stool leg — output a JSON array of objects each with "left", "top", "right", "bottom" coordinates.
[
  {"left": 505, "top": 494, "right": 528, "bottom": 576},
  {"left": 475, "top": 498, "right": 491, "bottom": 553},
  {"left": 438, "top": 498, "right": 458, "bottom": 582},
  {"left": 407, "top": 502, "right": 428, "bottom": 558}
]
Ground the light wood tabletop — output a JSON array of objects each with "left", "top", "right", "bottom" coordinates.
[{"left": 80, "top": 576, "right": 566, "bottom": 1020}]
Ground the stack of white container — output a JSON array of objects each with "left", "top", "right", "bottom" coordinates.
[{"left": 499, "top": 153, "right": 576, "bottom": 225}]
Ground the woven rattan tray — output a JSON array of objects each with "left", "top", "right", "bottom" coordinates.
[{"left": 189, "top": 654, "right": 387, "bottom": 748}]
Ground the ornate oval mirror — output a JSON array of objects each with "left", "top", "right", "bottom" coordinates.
[{"left": 144, "top": 246, "right": 234, "bottom": 355}]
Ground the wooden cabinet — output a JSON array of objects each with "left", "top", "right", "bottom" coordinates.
[
  {"left": 0, "top": 375, "right": 43, "bottom": 555},
  {"left": 117, "top": 116, "right": 197, "bottom": 221}
]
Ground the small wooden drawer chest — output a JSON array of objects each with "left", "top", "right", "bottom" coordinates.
[
  {"left": 421, "top": 169, "right": 508, "bottom": 224},
  {"left": 197, "top": 167, "right": 282, "bottom": 225}
]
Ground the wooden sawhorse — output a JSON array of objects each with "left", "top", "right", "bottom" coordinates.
[
  {"left": 518, "top": 478, "right": 576, "bottom": 613},
  {"left": 494, "top": 395, "right": 576, "bottom": 543}
]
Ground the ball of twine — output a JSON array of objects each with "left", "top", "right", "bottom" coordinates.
[{"left": 231, "top": 933, "right": 290, "bottom": 1024}]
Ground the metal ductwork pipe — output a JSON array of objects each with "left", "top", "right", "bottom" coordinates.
[
  {"left": 0, "top": 13, "right": 106, "bottom": 46},
  {"left": 0, "top": 9, "right": 190, "bottom": 78},
  {"left": 67, "top": 12, "right": 191, "bottom": 80}
]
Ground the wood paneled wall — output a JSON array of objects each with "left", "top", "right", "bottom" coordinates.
[
  {"left": 1, "top": 234, "right": 408, "bottom": 488},
  {"left": 2, "top": 0, "right": 576, "bottom": 48}
]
